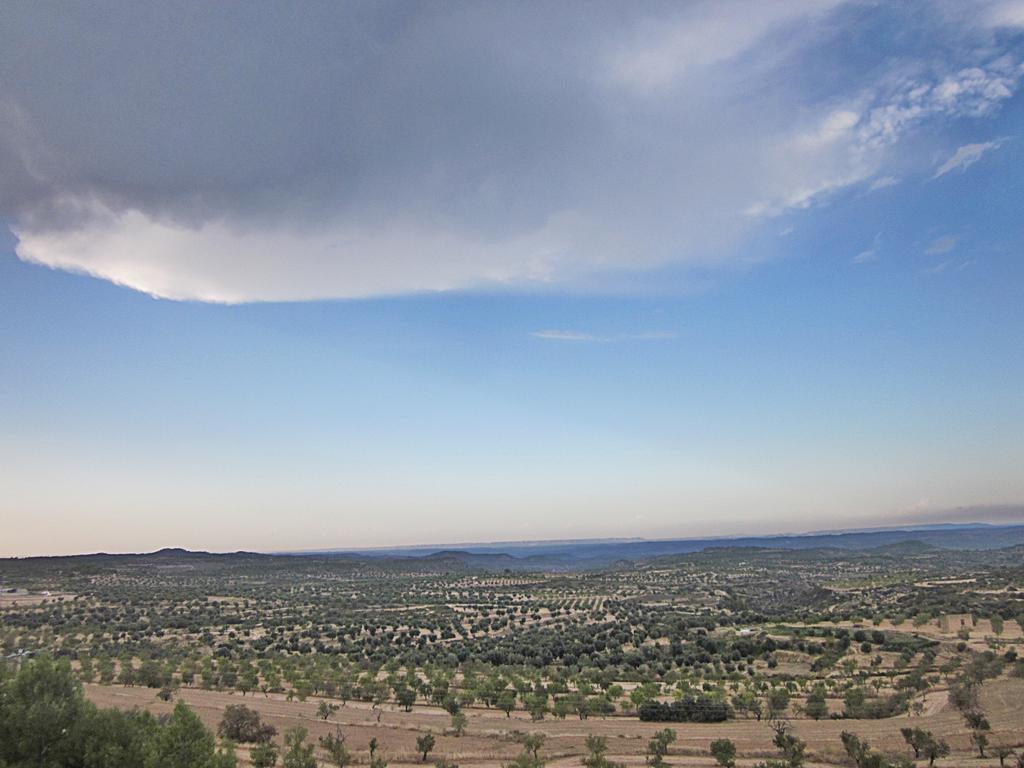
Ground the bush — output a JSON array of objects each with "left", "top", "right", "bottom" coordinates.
[
  {"left": 218, "top": 704, "right": 277, "bottom": 744},
  {"left": 709, "top": 738, "right": 736, "bottom": 768},
  {"left": 638, "top": 695, "right": 729, "bottom": 723}
]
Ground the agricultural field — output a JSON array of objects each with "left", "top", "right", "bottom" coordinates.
[{"left": 2, "top": 541, "right": 1023, "bottom": 767}]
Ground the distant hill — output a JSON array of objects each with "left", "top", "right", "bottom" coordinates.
[
  {"left": 869, "top": 539, "right": 942, "bottom": 555},
  {"left": 5, "top": 522, "right": 1024, "bottom": 574},
  {"left": 310, "top": 522, "right": 1024, "bottom": 570}
]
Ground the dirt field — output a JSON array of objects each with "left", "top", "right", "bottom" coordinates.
[
  {"left": 86, "top": 677, "right": 1024, "bottom": 767},
  {"left": 0, "top": 591, "right": 75, "bottom": 607}
]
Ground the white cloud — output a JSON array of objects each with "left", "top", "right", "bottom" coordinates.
[
  {"left": 925, "top": 235, "right": 958, "bottom": 255},
  {"left": 532, "top": 330, "right": 600, "bottom": 341},
  {"left": 745, "top": 62, "right": 1022, "bottom": 219},
  {"left": 933, "top": 140, "right": 1006, "bottom": 178},
  {"left": 869, "top": 176, "right": 899, "bottom": 191},
  {"left": 924, "top": 255, "right": 974, "bottom": 275},
  {"left": 606, "top": 1, "right": 842, "bottom": 94},
  {"left": 852, "top": 233, "right": 882, "bottom": 264},
  {"left": 986, "top": 1, "right": 1024, "bottom": 28},
  {"left": 14, "top": 206, "right": 606, "bottom": 302}
]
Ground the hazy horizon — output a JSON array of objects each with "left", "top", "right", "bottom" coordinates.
[
  {"left": 5, "top": 507, "right": 1024, "bottom": 560},
  {"left": 2, "top": 2, "right": 1023, "bottom": 558}
]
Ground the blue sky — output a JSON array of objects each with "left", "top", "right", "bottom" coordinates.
[{"left": 1, "top": 2, "right": 1023, "bottom": 555}]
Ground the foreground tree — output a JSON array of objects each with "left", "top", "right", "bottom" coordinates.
[
  {"left": 0, "top": 656, "right": 239, "bottom": 768},
  {"left": 151, "top": 701, "right": 229, "bottom": 768},
  {"left": 282, "top": 727, "right": 318, "bottom": 768},
  {"left": 0, "top": 655, "right": 85, "bottom": 767},
  {"left": 78, "top": 706, "right": 160, "bottom": 767},
  {"left": 250, "top": 743, "right": 280, "bottom": 768}
]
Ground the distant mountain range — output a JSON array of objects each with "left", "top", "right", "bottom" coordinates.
[
  {"left": 301, "top": 522, "right": 1024, "bottom": 570},
  {"left": 5, "top": 522, "right": 1024, "bottom": 573}
]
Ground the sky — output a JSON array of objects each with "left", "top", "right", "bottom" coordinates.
[{"left": 1, "top": 1, "right": 1023, "bottom": 556}]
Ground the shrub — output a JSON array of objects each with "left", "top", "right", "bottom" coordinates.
[
  {"left": 638, "top": 695, "right": 729, "bottom": 723},
  {"left": 218, "top": 704, "right": 277, "bottom": 744}
]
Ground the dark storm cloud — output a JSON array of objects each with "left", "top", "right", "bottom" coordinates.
[{"left": 1, "top": 1, "right": 1021, "bottom": 300}]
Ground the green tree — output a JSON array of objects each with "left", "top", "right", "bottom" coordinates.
[
  {"left": 766, "top": 687, "right": 790, "bottom": 720},
  {"left": 971, "top": 731, "right": 989, "bottom": 759},
  {"left": 731, "top": 690, "right": 761, "bottom": 720},
  {"left": 250, "top": 743, "right": 280, "bottom": 768},
  {"left": 768, "top": 722, "right": 805, "bottom": 768},
  {"left": 505, "top": 734, "right": 545, "bottom": 768},
  {"left": 320, "top": 728, "right": 352, "bottom": 768},
  {"left": 526, "top": 693, "right": 548, "bottom": 721},
  {"left": 524, "top": 733, "right": 546, "bottom": 758},
  {"left": 839, "top": 731, "right": 878, "bottom": 768},
  {"left": 318, "top": 701, "right": 341, "bottom": 721},
  {"left": 964, "top": 710, "right": 991, "bottom": 758},
  {"left": 219, "top": 704, "right": 276, "bottom": 743},
  {"left": 282, "top": 727, "right": 317, "bottom": 768},
  {"left": 993, "top": 745, "right": 1015, "bottom": 768},
  {"left": 417, "top": 734, "right": 436, "bottom": 762},
  {"left": 629, "top": 682, "right": 660, "bottom": 710},
  {"left": 646, "top": 729, "right": 676, "bottom": 768},
  {"left": 900, "top": 726, "right": 948, "bottom": 762},
  {"left": 451, "top": 711, "right": 467, "bottom": 736},
  {"left": 803, "top": 686, "right": 828, "bottom": 720},
  {"left": 552, "top": 697, "right": 571, "bottom": 719},
  {"left": 709, "top": 739, "right": 736, "bottom": 768},
  {"left": 899, "top": 727, "right": 923, "bottom": 759},
  {"left": 921, "top": 735, "right": 950, "bottom": 767},
  {"left": 78, "top": 706, "right": 160, "bottom": 768},
  {"left": 150, "top": 701, "right": 219, "bottom": 768},
  {"left": 583, "top": 735, "right": 624, "bottom": 768},
  {"left": 0, "top": 654, "right": 85, "bottom": 768},
  {"left": 498, "top": 689, "right": 517, "bottom": 717},
  {"left": 214, "top": 741, "right": 239, "bottom": 768},
  {"left": 396, "top": 687, "right": 417, "bottom": 712}
]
